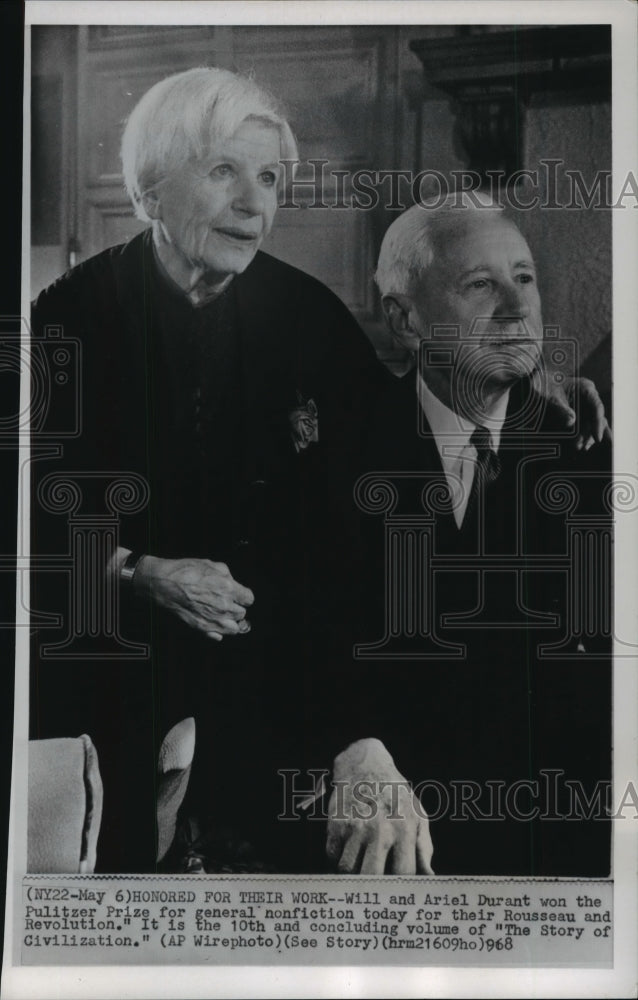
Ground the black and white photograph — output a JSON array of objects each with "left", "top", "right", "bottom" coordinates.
[{"left": 2, "top": 1, "right": 637, "bottom": 997}]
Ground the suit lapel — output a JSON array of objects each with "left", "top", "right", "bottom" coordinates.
[
  {"left": 377, "top": 368, "right": 444, "bottom": 472},
  {"left": 370, "top": 370, "right": 458, "bottom": 534}
]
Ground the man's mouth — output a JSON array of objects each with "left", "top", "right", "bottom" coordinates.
[{"left": 484, "top": 337, "right": 537, "bottom": 348}]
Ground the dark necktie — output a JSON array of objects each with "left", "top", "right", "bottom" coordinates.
[{"left": 462, "top": 425, "right": 502, "bottom": 536}]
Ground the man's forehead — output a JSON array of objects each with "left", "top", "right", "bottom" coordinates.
[{"left": 435, "top": 215, "right": 533, "bottom": 268}]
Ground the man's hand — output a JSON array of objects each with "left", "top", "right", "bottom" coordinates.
[
  {"left": 326, "top": 738, "right": 434, "bottom": 875},
  {"left": 534, "top": 371, "right": 611, "bottom": 450},
  {"left": 134, "top": 556, "right": 254, "bottom": 641},
  {"left": 565, "top": 376, "right": 611, "bottom": 450}
]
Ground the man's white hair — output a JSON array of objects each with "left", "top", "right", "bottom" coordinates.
[
  {"left": 121, "top": 67, "right": 298, "bottom": 221},
  {"left": 375, "top": 192, "right": 505, "bottom": 298}
]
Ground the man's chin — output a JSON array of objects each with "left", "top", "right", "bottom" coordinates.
[
  {"left": 487, "top": 364, "right": 540, "bottom": 391},
  {"left": 457, "top": 350, "right": 540, "bottom": 394},
  {"left": 492, "top": 345, "right": 542, "bottom": 378}
]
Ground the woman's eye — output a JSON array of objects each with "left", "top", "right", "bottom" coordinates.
[{"left": 210, "top": 164, "right": 234, "bottom": 179}]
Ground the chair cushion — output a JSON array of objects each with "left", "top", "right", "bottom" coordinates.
[
  {"left": 28, "top": 734, "right": 103, "bottom": 873},
  {"left": 156, "top": 717, "right": 196, "bottom": 862}
]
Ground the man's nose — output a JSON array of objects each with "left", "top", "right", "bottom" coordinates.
[
  {"left": 493, "top": 280, "right": 530, "bottom": 320},
  {"left": 232, "top": 175, "right": 264, "bottom": 216}
]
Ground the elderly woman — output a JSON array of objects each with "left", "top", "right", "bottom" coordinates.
[
  {"left": 31, "top": 67, "right": 385, "bottom": 874},
  {"left": 105, "top": 67, "right": 382, "bottom": 638},
  {"left": 31, "top": 67, "right": 606, "bottom": 875}
]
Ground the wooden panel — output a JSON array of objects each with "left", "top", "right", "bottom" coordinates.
[
  {"left": 266, "top": 205, "right": 374, "bottom": 317},
  {"left": 85, "top": 194, "right": 146, "bottom": 253},
  {"left": 233, "top": 31, "right": 383, "bottom": 164},
  {"left": 83, "top": 62, "right": 191, "bottom": 184}
]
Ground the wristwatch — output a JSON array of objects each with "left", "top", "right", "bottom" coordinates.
[{"left": 120, "top": 550, "right": 144, "bottom": 587}]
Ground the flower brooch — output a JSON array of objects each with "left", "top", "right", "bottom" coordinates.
[{"left": 289, "top": 392, "right": 319, "bottom": 453}]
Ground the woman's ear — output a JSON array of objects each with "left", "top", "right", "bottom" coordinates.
[
  {"left": 141, "top": 190, "right": 161, "bottom": 221},
  {"left": 381, "top": 293, "right": 423, "bottom": 353}
]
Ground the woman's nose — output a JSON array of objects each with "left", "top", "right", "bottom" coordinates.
[{"left": 232, "top": 176, "right": 264, "bottom": 216}]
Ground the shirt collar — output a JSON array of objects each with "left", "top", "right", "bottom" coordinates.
[
  {"left": 151, "top": 232, "right": 232, "bottom": 308},
  {"left": 416, "top": 371, "right": 510, "bottom": 455}
]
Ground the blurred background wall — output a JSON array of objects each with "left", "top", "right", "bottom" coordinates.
[{"left": 30, "top": 23, "right": 612, "bottom": 383}]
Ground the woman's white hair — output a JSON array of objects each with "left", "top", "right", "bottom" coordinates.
[
  {"left": 375, "top": 192, "right": 505, "bottom": 298},
  {"left": 121, "top": 66, "right": 298, "bottom": 221}
]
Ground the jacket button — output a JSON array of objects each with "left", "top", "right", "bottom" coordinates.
[
  {"left": 237, "top": 538, "right": 250, "bottom": 547},
  {"left": 250, "top": 479, "right": 267, "bottom": 488}
]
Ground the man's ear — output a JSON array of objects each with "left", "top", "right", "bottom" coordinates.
[
  {"left": 381, "top": 294, "right": 423, "bottom": 353},
  {"left": 141, "top": 190, "right": 161, "bottom": 221}
]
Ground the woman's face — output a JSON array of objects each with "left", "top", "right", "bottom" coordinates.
[{"left": 155, "top": 119, "right": 282, "bottom": 283}]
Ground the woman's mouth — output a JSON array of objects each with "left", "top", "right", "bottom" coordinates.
[{"left": 214, "top": 227, "right": 260, "bottom": 244}]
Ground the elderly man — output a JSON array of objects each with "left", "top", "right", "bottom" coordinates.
[
  {"left": 31, "top": 68, "right": 607, "bottom": 875},
  {"left": 327, "top": 196, "right": 611, "bottom": 878}
]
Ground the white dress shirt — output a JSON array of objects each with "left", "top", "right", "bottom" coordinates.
[{"left": 416, "top": 373, "right": 510, "bottom": 528}]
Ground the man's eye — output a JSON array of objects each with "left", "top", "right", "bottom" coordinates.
[
  {"left": 260, "top": 170, "right": 278, "bottom": 186},
  {"left": 469, "top": 278, "right": 489, "bottom": 290},
  {"left": 517, "top": 273, "right": 535, "bottom": 284},
  {"left": 210, "top": 164, "right": 234, "bottom": 179}
]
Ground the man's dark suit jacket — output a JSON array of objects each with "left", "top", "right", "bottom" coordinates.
[
  {"left": 346, "top": 369, "right": 611, "bottom": 877},
  {"left": 30, "top": 230, "right": 388, "bottom": 872}
]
